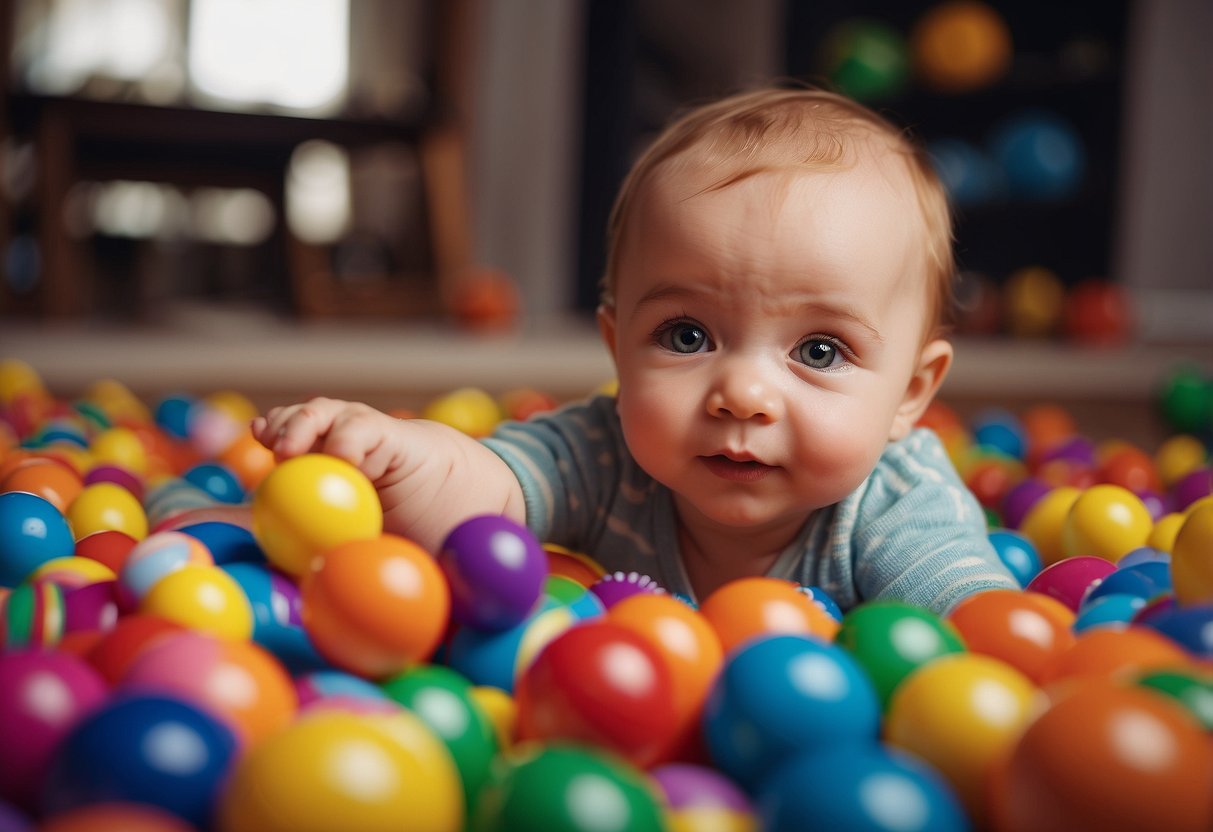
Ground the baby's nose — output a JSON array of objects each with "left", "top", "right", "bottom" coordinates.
[{"left": 706, "top": 362, "right": 783, "bottom": 422}]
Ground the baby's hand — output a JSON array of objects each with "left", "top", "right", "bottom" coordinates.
[{"left": 254, "top": 397, "right": 410, "bottom": 483}]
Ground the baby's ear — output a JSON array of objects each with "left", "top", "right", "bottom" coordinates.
[
  {"left": 596, "top": 304, "right": 618, "bottom": 358},
  {"left": 890, "top": 338, "right": 953, "bottom": 441}
]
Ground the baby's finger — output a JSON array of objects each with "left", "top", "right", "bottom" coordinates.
[{"left": 271, "top": 403, "right": 340, "bottom": 457}]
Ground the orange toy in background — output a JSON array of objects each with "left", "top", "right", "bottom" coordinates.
[{"left": 447, "top": 266, "right": 521, "bottom": 332}]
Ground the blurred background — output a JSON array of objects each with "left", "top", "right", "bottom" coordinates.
[{"left": 0, "top": 0, "right": 1210, "bottom": 440}]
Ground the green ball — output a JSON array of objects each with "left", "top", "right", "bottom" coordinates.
[
  {"left": 1160, "top": 365, "right": 1213, "bottom": 434},
  {"left": 834, "top": 601, "right": 967, "bottom": 709},
  {"left": 1135, "top": 669, "right": 1213, "bottom": 731},
  {"left": 380, "top": 664, "right": 499, "bottom": 818},
  {"left": 820, "top": 19, "right": 910, "bottom": 102},
  {"left": 472, "top": 744, "right": 665, "bottom": 832}
]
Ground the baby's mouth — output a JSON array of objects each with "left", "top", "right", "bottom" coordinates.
[{"left": 700, "top": 454, "right": 776, "bottom": 482}]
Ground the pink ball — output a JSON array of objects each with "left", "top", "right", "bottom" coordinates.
[
  {"left": 1026, "top": 556, "right": 1117, "bottom": 612},
  {"left": 0, "top": 650, "right": 108, "bottom": 810}
]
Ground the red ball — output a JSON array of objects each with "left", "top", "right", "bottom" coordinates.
[
  {"left": 1063, "top": 279, "right": 1132, "bottom": 346},
  {"left": 515, "top": 619, "right": 679, "bottom": 768}
]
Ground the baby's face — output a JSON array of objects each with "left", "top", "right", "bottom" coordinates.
[{"left": 600, "top": 149, "right": 947, "bottom": 532}]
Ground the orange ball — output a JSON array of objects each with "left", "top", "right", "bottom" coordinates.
[
  {"left": 216, "top": 428, "right": 276, "bottom": 491},
  {"left": 0, "top": 457, "right": 84, "bottom": 513},
  {"left": 608, "top": 593, "right": 724, "bottom": 760},
  {"left": 990, "top": 679, "right": 1213, "bottom": 832},
  {"left": 947, "top": 588, "right": 1075, "bottom": 684},
  {"left": 302, "top": 534, "right": 450, "bottom": 679},
  {"left": 911, "top": 0, "right": 1012, "bottom": 93},
  {"left": 1021, "top": 404, "right": 1077, "bottom": 460},
  {"left": 1098, "top": 444, "right": 1162, "bottom": 494},
  {"left": 698, "top": 577, "right": 839, "bottom": 656},
  {"left": 1040, "top": 626, "right": 1193, "bottom": 686},
  {"left": 38, "top": 802, "right": 197, "bottom": 832}
]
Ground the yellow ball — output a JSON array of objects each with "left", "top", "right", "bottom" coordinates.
[
  {"left": 204, "top": 389, "right": 260, "bottom": 424},
  {"left": 469, "top": 685, "right": 516, "bottom": 753},
  {"left": 29, "top": 556, "right": 116, "bottom": 587},
  {"left": 1148, "top": 512, "right": 1187, "bottom": 553},
  {"left": 1003, "top": 266, "right": 1064, "bottom": 338},
  {"left": 90, "top": 427, "right": 149, "bottom": 475},
  {"left": 0, "top": 359, "right": 46, "bottom": 405},
  {"left": 1061, "top": 484, "right": 1153, "bottom": 562},
  {"left": 1155, "top": 434, "right": 1207, "bottom": 488},
  {"left": 422, "top": 388, "right": 501, "bottom": 438},
  {"left": 68, "top": 482, "right": 148, "bottom": 541},
  {"left": 218, "top": 709, "right": 463, "bottom": 832},
  {"left": 1018, "top": 486, "right": 1081, "bottom": 566},
  {"left": 252, "top": 454, "right": 383, "bottom": 577},
  {"left": 1172, "top": 502, "right": 1213, "bottom": 605},
  {"left": 886, "top": 652, "right": 1040, "bottom": 819},
  {"left": 141, "top": 564, "right": 254, "bottom": 640},
  {"left": 84, "top": 378, "right": 150, "bottom": 422}
]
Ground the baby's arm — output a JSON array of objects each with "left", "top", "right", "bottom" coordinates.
[{"left": 254, "top": 397, "right": 527, "bottom": 554}]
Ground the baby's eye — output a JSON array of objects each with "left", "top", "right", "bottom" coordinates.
[
  {"left": 657, "top": 321, "right": 711, "bottom": 354},
  {"left": 795, "top": 337, "right": 847, "bottom": 369}
]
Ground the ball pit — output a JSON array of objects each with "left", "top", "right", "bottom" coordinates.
[{"left": 1, "top": 363, "right": 1212, "bottom": 830}]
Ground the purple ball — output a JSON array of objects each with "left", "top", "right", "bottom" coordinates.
[
  {"left": 83, "top": 464, "right": 144, "bottom": 501},
  {"left": 439, "top": 515, "right": 547, "bottom": 632},
  {"left": 1039, "top": 435, "right": 1096, "bottom": 467},
  {"left": 589, "top": 570, "right": 665, "bottom": 608},
  {"left": 62, "top": 580, "right": 121, "bottom": 633},
  {"left": 1170, "top": 466, "right": 1212, "bottom": 512},
  {"left": 1134, "top": 489, "right": 1170, "bottom": 521},
  {"left": 651, "top": 762, "right": 753, "bottom": 813},
  {"left": 0, "top": 650, "right": 108, "bottom": 811},
  {"left": 1000, "top": 478, "right": 1052, "bottom": 530}
]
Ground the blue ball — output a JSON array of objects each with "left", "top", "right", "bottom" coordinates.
[
  {"left": 179, "top": 521, "right": 264, "bottom": 565},
  {"left": 987, "top": 529, "right": 1041, "bottom": 588},
  {"left": 41, "top": 693, "right": 238, "bottom": 828},
  {"left": 928, "top": 138, "right": 1004, "bottom": 208},
  {"left": 759, "top": 745, "right": 970, "bottom": 832},
  {"left": 154, "top": 394, "right": 196, "bottom": 440},
  {"left": 1074, "top": 593, "right": 1147, "bottom": 632},
  {"left": 182, "top": 463, "right": 245, "bottom": 505},
  {"left": 702, "top": 634, "right": 880, "bottom": 789},
  {"left": 0, "top": 492, "right": 75, "bottom": 588},
  {"left": 1083, "top": 563, "right": 1170, "bottom": 606},
  {"left": 990, "top": 112, "right": 1086, "bottom": 201},
  {"left": 800, "top": 585, "right": 844, "bottom": 622},
  {"left": 446, "top": 597, "right": 576, "bottom": 692},
  {"left": 1144, "top": 604, "right": 1213, "bottom": 658},
  {"left": 1118, "top": 546, "right": 1170, "bottom": 569},
  {"left": 971, "top": 409, "right": 1026, "bottom": 459}
]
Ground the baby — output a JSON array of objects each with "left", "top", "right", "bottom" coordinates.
[{"left": 256, "top": 86, "right": 1017, "bottom": 613}]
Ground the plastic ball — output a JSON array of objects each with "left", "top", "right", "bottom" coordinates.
[
  {"left": 142, "top": 479, "right": 216, "bottom": 530},
  {"left": 468, "top": 685, "right": 515, "bottom": 752},
  {"left": 73, "top": 530, "right": 137, "bottom": 574},
  {"left": 41, "top": 693, "right": 238, "bottom": 829},
  {"left": 652, "top": 763, "right": 752, "bottom": 819},
  {"left": 380, "top": 664, "right": 499, "bottom": 818},
  {"left": 437, "top": 514, "right": 546, "bottom": 632},
  {"left": 67, "top": 482, "right": 148, "bottom": 542},
  {"left": 515, "top": 619, "right": 679, "bottom": 768},
  {"left": 121, "top": 630, "right": 297, "bottom": 747},
  {"left": 1063, "top": 279, "right": 1134, "bottom": 346},
  {"left": 473, "top": 743, "right": 665, "bottom": 832},
  {"left": 1017, "top": 485, "right": 1080, "bottom": 565},
  {"left": 1083, "top": 561, "right": 1170, "bottom": 605},
  {"left": 61, "top": 580, "right": 121, "bottom": 634},
  {"left": 444, "top": 597, "right": 579, "bottom": 692},
  {"left": 154, "top": 394, "right": 195, "bottom": 440},
  {"left": 1172, "top": 466, "right": 1212, "bottom": 512},
  {"left": 251, "top": 454, "right": 383, "bottom": 577},
  {"left": 1142, "top": 604, "right": 1213, "bottom": 658},
  {"left": 987, "top": 528, "right": 1042, "bottom": 587},
  {"left": 119, "top": 531, "right": 214, "bottom": 604},
  {"left": 999, "top": 478, "right": 1051, "bottom": 530},
  {"left": 422, "top": 388, "right": 502, "bottom": 438},
  {"left": 990, "top": 111, "right": 1086, "bottom": 201},
  {"left": 449, "top": 267, "right": 521, "bottom": 332},
  {"left": 220, "top": 561, "right": 300, "bottom": 633},
  {"left": 37, "top": 802, "right": 197, "bottom": 832},
  {"left": 0, "top": 459, "right": 83, "bottom": 514},
  {"left": 0, "top": 650, "right": 109, "bottom": 810},
  {"left": 1159, "top": 365, "right": 1213, "bottom": 435},
  {"left": 1074, "top": 594, "right": 1148, "bottom": 632},
  {"left": 215, "top": 429, "right": 276, "bottom": 491},
  {"left": 88, "top": 427, "right": 148, "bottom": 476},
  {"left": 301, "top": 534, "right": 449, "bottom": 678},
  {"left": 819, "top": 18, "right": 909, "bottom": 102},
  {"left": 544, "top": 544, "right": 606, "bottom": 587},
  {"left": 0, "top": 491, "right": 75, "bottom": 587},
  {"left": 1135, "top": 668, "right": 1213, "bottom": 731},
  {"left": 927, "top": 138, "right": 1002, "bottom": 208},
  {"left": 758, "top": 744, "right": 969, "bottom": 832},
  {"left": 175, "top": 521, "right": 263, "bottom": 565},
  {"left": 833, "top": 601, "right": 966, "bottom": 709},
  {"left": 185, "top": 402, "right": 243, "bottom": 458},
  {"left": 294, "top": 669, "right": 394, "bottom": 711},
  {"left": 1098, "top": 444, "right": 1162, "bottom": 494},
  {"left": 910, "top": 0, "right": 1011, "bottom": 93},
  {"left": 82, "top": 465, "right": 143, "bottom": 504},
  {"left": 1061, "top": 484, "right": 1153, "bottom": 562},
  {"left": 989, "top": 679, "right": 1213, "bottom": 832},
  {"left": 181, "top": 463, "right": 245, "bottom": 505},
  {"left": 1039, "top": 626, "right": 1193, "bottom": 685},
  {"left": 589, "top": 570, "right": 666, "bottom": 608},
  {"left": 1, "top": 581, "right": 65, "bottom": 649},
  {"left": 1154, "top": 433, "right": 1207, "bottom": 488},
  {"left": 698, "top": 577, "right": 840, "bottom": 655},
  {"left": 947, "top": 588, "right": 1075, "bottom": 684},
  {"left": 140, "top": 564, "right": 254, "bottom": 640},
  {"left": 1025, "top": 555, "right": 1116, "bottom": 612},
  {"left": 702, "top": 634, "right": 880, "bottom": 788},
  {"left": 1003, "top": 265, "right": 1065, "bottom": 338},
  {"left": 0, "top": 360, "right": 46, "bottom": 406},
  {"left": 218, "top": 709, "right": 462, "bottom": 832},
  {"left": 1172, "top": 502, "right": 1213, "bottom": 605},
  {"left": 886, "top": 652, "right": 1038, "bottom": 818}
]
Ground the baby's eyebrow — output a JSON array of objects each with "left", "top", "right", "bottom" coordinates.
[
  {"left": 797, "top": 300, "right": 884, "bottom": 343},
  {"left": 633, "top": 283, "right": 699, "bottom": 309}
]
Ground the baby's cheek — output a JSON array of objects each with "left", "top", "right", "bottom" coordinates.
[{"left": 791, "top": 408, "right": 887, "bottom": 493}]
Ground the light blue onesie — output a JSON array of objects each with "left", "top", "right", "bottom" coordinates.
[{"left": 482, "top": 395, "right": 1018, "bottom": 614}]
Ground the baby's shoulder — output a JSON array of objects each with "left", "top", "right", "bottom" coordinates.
[{"left": 859, "top": 428, "right": 969, "bottom": 507}]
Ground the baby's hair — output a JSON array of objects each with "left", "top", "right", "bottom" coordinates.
[{"left": 601, "top": 85, "right": 957, "bottom": 340}]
